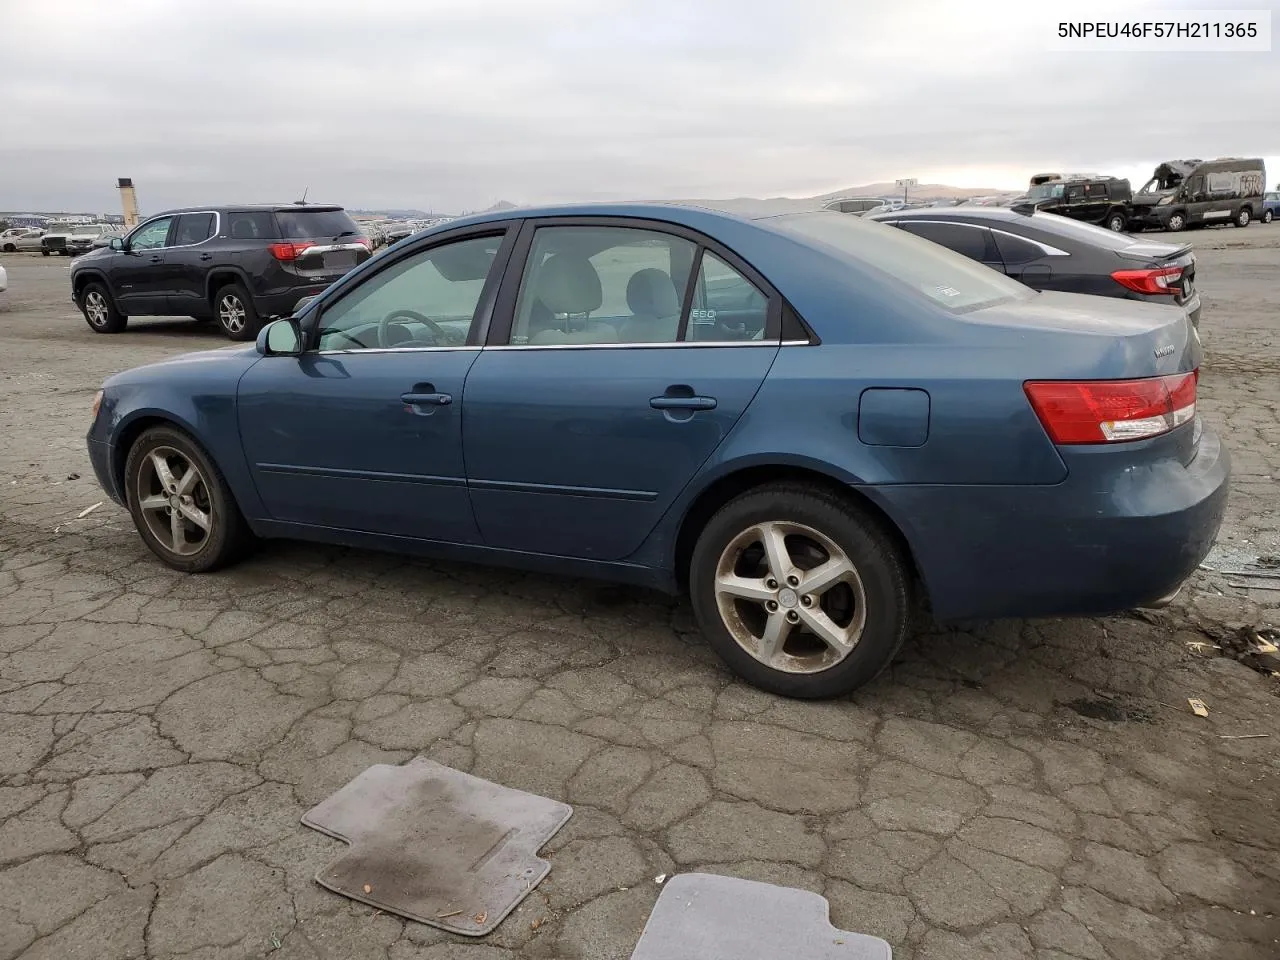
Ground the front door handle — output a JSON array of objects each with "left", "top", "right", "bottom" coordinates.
[
  {"left": 199, "top": 253, "right": 213, "bottom": 261},
  {"left": 401, "top": 392, "right": 452, "bottom": 406},
  {"left": 650, "top": 395, "right": 716, "bottom": 411},
  {"left": 149, "top": 255, "right": 163, "bottom": 263}
]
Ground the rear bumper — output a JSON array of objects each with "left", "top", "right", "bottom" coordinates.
[
  {"left": 252, "top": 285, "right": 333, "bottom": 319},
  {"left": 875, "top": 422, "right": 1230, "bottom": 621}
]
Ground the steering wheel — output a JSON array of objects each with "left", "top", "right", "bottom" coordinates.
[{"left": 378, "top": 309, "right": 448, "bottom": 348}]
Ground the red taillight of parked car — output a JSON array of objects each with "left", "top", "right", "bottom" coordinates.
[
  {"left": 268, "top": 241, "right": 317, "bottom": 261},
  {"left": 1111, "top": 265, "right": 1183, "bottom": 295},
  {"left": 1024, "top": 370, "right": 1197, "bottom": 444}
]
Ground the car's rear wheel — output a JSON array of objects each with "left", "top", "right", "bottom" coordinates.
[
  {"left": 79, "top": 282, "right": 127, "bottom": 334},
  {"left": 1166, "top": 212, "right": 1187, "bottom": 232},
  {"left": 214, "top": 281, "right": 261, "bottom": 341},
  {"left": 124, "top": 425, "right": 252, "bottom": 573},
  {"left": 1234, "top": 207, "right": 1251, "bottom": 228},
  {"left": 1106, "top": 211, "right": 1126, "bottom": 232},
  {"left": 689, "top": 483, "right": 912, "bottom": 699}
]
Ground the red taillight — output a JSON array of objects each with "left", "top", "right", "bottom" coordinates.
[
  {"left": 1024, "top": 371, "right": 1197, "bottom": 444},
  {"left": 1111, "top": 265, "right": 1182, "bottom": 295},
  {"left": 268, "top": 241, "right": 316, "bottom": 261}
]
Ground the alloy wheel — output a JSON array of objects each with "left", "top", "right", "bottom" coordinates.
[
  {"left": 713, "top": 520, "right": 868, "bottom": 674},
  {"left": 218, "top": 294, "right": 247, "bottom": 334},
  {"left": 84, "top": 291, "right": 109, "bottom": 327},
  {"left": 135, "top": 446, "right": 214, "bottom": 556}
]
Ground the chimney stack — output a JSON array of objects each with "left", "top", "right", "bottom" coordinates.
[{"left": 117, "top": 178, "right": 139, "bottom": 229}]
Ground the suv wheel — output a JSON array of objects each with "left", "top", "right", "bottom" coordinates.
[
  {"left": 1, "top": 243, "right": 14, "bottom": 253},
  {"left": 41, "top": 249, "right": 50, "bottom": 257},
  {"left": 689, "top": 482, "right": 912, "bottom": 699},
  {"left": 124, "top": 425, "right": 253, "bottom": 573},
  {"left": 79, "top": 282, "right": 127, "bottom": 334},
  {"left": 1234, "top": 207, "right": 1251, "bottom": 228},
  {"left": 1105, "top": 211, "right": 1126, "bottom": 232},
  {"left": 1166, "top": 212, "right": 1187, "bottom": 232},
  {"left": 214, "top": 282, "right": 261, "bottom": 341}
]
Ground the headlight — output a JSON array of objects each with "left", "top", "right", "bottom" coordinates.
[
  {"left": 91, "top": 390, "right": 103, "bottom": 420},
  {"left": 1157, "top": 195, "right": 1173, "bottom": 205}
]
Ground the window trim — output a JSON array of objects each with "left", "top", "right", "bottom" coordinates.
[
  {"left": 484, "top": 216, "right": 784, "bottom": 349},
  {"left": 885, "top": 219, "right": 1070, "bottom": 257},
  {"left": 304, "top": 223, "right": 519, "bottom": 354},
  {"left": 892, "top": 218, "right": 996, "bottom": 262},
  {"left": 170, "top": 211, "right": 221, "bottom": 249}
]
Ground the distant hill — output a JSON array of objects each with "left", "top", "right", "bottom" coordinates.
[{"left": 814, "top": 182, "right": 1009, "bottom": 201}]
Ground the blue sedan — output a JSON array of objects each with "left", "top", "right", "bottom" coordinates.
[{"left": 86, "top": 203, "right": 1229, "bottom": 699}]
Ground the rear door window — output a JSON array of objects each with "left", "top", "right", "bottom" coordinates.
[
  {"left": 992, "top": 231, "right": 1045, "bottom": 266},
  {"left": 173, "top": 213, "right": 215, "bottom": 246},
  {"left": 894, "top": 221, "right": 993, "bottom": 263},
  {"left": 275, "top": 209, "right": 361, "bottom": 240}
]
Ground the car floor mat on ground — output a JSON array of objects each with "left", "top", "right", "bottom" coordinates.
[
  {"left": 630, "top": 873, "right": 893, "bottom": 960},
  {"left": 301, "top": 758, "right": 572, "bottom": 936}
]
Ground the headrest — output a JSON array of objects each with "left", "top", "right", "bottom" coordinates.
[
  {"left": 534, "top": 254, "right": 602, "bottom": 315},
  {"left": 626, "top": 268, "right": 681, "bottom": 317}
]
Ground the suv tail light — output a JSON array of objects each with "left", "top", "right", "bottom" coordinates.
[
  {"left": 1024, "top": 371, "right": 1197, "bottom": 444},
  {"left": 268, "top": 241, "right": 317, "bottom": 261},
  {"left": 1111, "top": 265, "right": 1182, "bottom": 295}
]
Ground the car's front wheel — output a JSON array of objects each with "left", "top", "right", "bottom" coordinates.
[
  {"left": 1166, "top": 212, "right": 1187, "bottom": 232},
  {"left": 689, "top": 483, "right": 912, "bottom": 699},
  {"left": 1, "top": 243, "right": 14, "bottom": 252},
  {"left": 214, "top": 281, "right": 261, "bottom": 341},
  {"left": 124, "top": 425, "right": 252, "bottom": 573},
  {"left": 79, "top": 282, "right": 127, "bottom": 334},
  {"left": 1106, "top": 211, "right": 1126, "bottom": 232}
]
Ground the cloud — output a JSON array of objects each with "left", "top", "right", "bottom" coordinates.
[{"left": 1, "top": 0, "right": 1277, "bottom": 213}]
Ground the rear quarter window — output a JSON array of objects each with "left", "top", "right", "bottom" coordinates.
[
  {"left": 1024, "top": 212, "right": 1140, "bottom": 250},
  {"left": 772, "top": 212, "right": 1029, "bottom": 313}
]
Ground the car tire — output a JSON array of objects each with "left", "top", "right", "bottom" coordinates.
[
  {"left": 213, "top": 281, "right": 261, "bottom": 341},
  {"left": 1264, "top": 209, "right": 1274, "bottom": 224},
  {"left": 79, "top": 281, "right": 127, "bottom": 334},
  {"left": 689, "top": 482, "right": 912, "bottom": 699},
  {"left": 124, "top": 425, "right": 253, "bottom": 573},
  {"left": 41, "top": 250, "right": 50, "bottom": 257},
  {"left": 1234, "top": 207, "right": 1251, "bottom": 228},
  {"left": 1166, "top": 212, "right": 1187, "bottom": 232},
  {"left": 1, "top": 243, "right": 14, "bottom": 253},
  {"left": 1106, "top": 212, "right": 1126, "bottom": 232}
]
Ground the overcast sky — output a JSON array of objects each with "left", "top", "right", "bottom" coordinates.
[{"left": 3, "top": 0, "right": 1278, "bottom": 215}]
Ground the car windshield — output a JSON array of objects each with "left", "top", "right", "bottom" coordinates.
[
  {"left": 274, "top": 208, "right": 360, "bottom": 239},
  {"left": 1024, "top": 211, "right": 1144, "bottom": 250},
  {"left": 772, "top": 212, "right": 1030, "bottom": 313},
  {"left": 1026, "top": 183, "right": 1065, "bottom": 200}
]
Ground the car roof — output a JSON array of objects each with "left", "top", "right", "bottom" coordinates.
[
  {"left": 149, "top": 203, "right": 347, "bottom": 217},
  {"left": 867, "top": 205, "right": 1024, "bottom": 224},
  {"left": 413, "top": 200, "right": 829, "bottom": 236}
]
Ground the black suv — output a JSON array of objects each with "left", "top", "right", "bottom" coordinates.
[
  {"left": 1016, "top": 176, "right": 1132, "bottom": 232},
  {"left": 70, "top": 203, "right": 373, "bottom": 340}
]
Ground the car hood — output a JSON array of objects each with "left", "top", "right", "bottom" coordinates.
[
  {"left": 103, "top": 343, "right": 260, "bottom": 388},
  {"left": 72, "top": 247, "right": 114, "bottom": 267}
]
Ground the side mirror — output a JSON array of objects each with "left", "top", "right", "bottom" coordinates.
[
  {"left": 257, "top": 317, "right": 303, "bottom": 356},
  {"left": 109, "top": 237, "right": 125, "bottom": 251}
]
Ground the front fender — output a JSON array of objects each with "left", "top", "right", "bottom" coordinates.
[{"left": 93, "top": 366, "right": 266, "bottom": 524}]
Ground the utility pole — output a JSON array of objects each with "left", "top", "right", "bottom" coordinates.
[{"left": 895, "top": 178, "right": 917, "bottom": 204}]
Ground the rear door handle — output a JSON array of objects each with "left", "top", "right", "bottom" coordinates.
[
  {"left": 650, "top": 396, "right": 716, "bottom": 411},
  {"left": 401, "top": 392, "right": 452, "bottom": 406}
]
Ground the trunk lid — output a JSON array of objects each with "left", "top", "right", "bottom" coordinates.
[
  {"left": 271, "top": 206, "right": 372, "bottom": 280},
  {"left": 1114, "top": 240, "right": 1197, "bottom": 307}
]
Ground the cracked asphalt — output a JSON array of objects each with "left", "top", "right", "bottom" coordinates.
[{"left": 1, "top": 231, "right": 1278, "bottom": 960}]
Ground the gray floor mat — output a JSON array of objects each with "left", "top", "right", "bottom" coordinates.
[
  {"left": 630, "top": 873, "right": 893, "bottom": 959},
  {"left": 301, "top": 758, "right": 572, "bottom": 936}
]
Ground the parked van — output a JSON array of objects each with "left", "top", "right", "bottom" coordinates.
[{"left": 1130, "top": 157, "right": 1266, "bottom": 232}]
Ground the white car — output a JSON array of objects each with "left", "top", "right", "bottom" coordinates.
[
  {"left": 1, "top": 228, "right": 46, "bottom": 252},
  {"left": 0, "top": 262, "right": 8, "bottom": 293}
]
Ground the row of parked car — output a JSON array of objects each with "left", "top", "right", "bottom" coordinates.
[
  {"left": 0, "top": 222, "right": 123, "bottom": 256},
  {"left": 826, "top": 158, "right": 1277, "bottom": 234}
]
